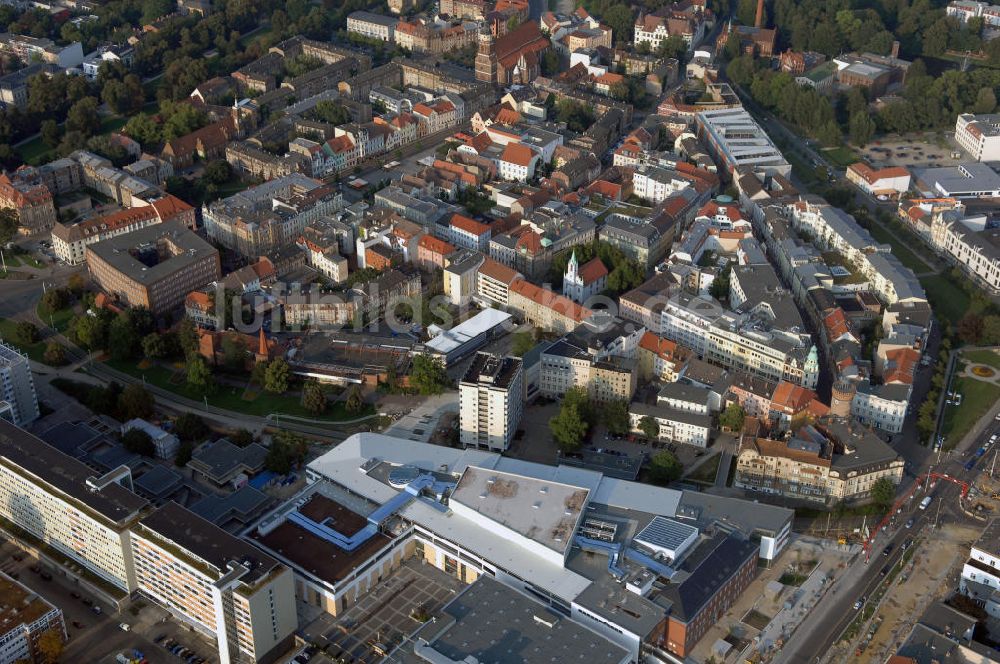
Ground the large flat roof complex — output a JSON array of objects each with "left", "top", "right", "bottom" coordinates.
[
  {"left": 276, "top": 433, "right": 795, "bottom": 660},
  {"left": 695, "top": 107, "right": 792, "bottom": 177}
]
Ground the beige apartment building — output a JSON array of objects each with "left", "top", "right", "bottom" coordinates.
[
  {"left": 86, "top": 221, "right": 221, "bottom": 316},
  {"left": 734, "top": 420, "right": 904, "bottom": 505}
]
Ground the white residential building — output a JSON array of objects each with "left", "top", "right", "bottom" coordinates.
[
  {"left": 947, "top": 1, "right": 1000, "bottom": 30},
  {"left": 459, "top": 352, "right": 524, "bottom": 451},
  {"left": 122, "top": 418, "right": 180, "bottom": 459},
  {"left": 632, "top": 165, "right": 696, "bottom": 203},
  {"left": 960, "top": 519, "right": 1000, "bottom": 619},
  {"left": 497, "top": 142, "right": 539, "bottom": 182},
  {"left": 0, "top": 341, "right": 38, "bottom": 427},
  {"left": 0, "top": 572, "right": 65, "bottom": 664},
  {"left": 955, "top": 113, "right": 1000, "bottom": 162},
  {"left": 930, "top": 210, "right": 1000, "bottom": 294},
  {"left": 628, "top": 402, "right": 712, "bottom": 447},
  {"left": 851, "top": 382, "right": 910, "bottom": 434},
  {"left": 346, "top": 11, "right": 398, "bottom": 42}
]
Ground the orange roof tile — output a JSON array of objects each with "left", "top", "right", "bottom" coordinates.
[
  {"left": 848, "top": 162, "right": 910, "bottom": 184},
  {"left": 477, "top": 256, "right": 519, "bottom": 284},
  {"left": 419, "top": 234, "right": 456, "bottom": 255},
  {"left": 500, "top": 142, "right": 537, "bottom": 168},
  {"left": 884, "top": 347, "right": 919, "bottom": 385},
  {"left": 577, "top": 257, "right": 608, "bottom": 285},
  {"left": 509, "top": 278, "right": 591, "bottom": 322},
  {"left": 638, "top": 331, "right": 679, "bottom": 360},
  {"left": 770, "top": 381, "right": 816, "bottom": 413},
  {"left": 450, "top": 213, "right": 490, "bottom": 237}
]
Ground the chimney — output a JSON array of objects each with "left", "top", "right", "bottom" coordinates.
[
  {"left": 891, "top": 40, "right": 900, "bottom": 59},
  {"left": 755, "top": 0, "right": 765, "bottom": 27}
]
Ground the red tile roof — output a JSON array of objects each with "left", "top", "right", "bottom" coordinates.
[
  {"left": 419, "top": 234, "right": 456, "bottom": 255},
  {"left": 884, "top": 347, "right": 919, "bottom": 385},
  {"left": 770, "top": 381, "right": 816, "bottom": 413},
  {"left": 638, "top": 331, "right": 679, "bottom": 360},
  {"left": 577, "top": 257, "right": 608, "bottom": 285},
  {"left": 848, "top": 162, "right": 910, "bottom": 184},
  {"left": 509, "top": 278, "right": 591, "bottom": 322},
  {"left": 450, "top": 213, "right": 490, "bottom": 237},
  {"left": 500, "top": 142, "right": 537, "bottom": 168},
  {"left": 477, "top": 256, "right": 520, "bottom": 284}
]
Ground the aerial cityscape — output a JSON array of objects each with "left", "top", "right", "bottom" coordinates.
[{"left": 0, "top": 0, "right": 998, "bottom": 663}]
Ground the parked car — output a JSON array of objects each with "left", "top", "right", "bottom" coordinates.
[
  {"left": 853, "top": 597, "right": 865, "bottom": 610},
  {"left": 882, "top": 543, "right": 894, "bottom": 557},
  {"left": 119, "top": 623, "right": 130, "bottom": 632},
  {"left": 91, "top": 605, "right": 102, "bottom": 614},
  {"left": 905, "top": 518, "right": 914, "bottom": 529}
]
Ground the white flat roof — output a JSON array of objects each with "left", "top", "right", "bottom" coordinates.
[{"left": 425, "top": 307, "right": 513, "bottom": 354}]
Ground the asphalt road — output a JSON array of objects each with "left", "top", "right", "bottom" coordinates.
[{"left": 777, "top": 419, "right": 999, "bottom": 663}]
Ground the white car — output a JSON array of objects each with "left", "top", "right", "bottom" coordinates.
[
  {"left": 853, "top": 598, "right": 865, "bottom": 610},
  {"left": 119, "top": 623, "right": 130, "bottom": 631}
]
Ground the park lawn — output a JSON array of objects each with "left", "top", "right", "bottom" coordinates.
[
  {"left": 103, "top": 357, "right": 372, "bottom": 421},
  {"left": 785, "top": 151, "right": 819, "bottom": 186},
  {"left": 36, "top": 302, "right": 74, "bottom": 332},
  {"left": 920, "top": 274, "right": 971, "bottom": 327},
  {"left": 99, "top": 115, "right": 129, "bottom": 135},
  {"left": 685, "top": 453, "right": 721, "bottom": 484},
  {"left": 866, "top": 221, "right": 933, "bottom": 273},
  {"left": 962, "top": 349, "right": 1000, "bottom": 370},
  {"left": 17, "top": 135, "right": 53, "bottom": 166},
  {"left": 940, "top": 376, "right": 1000, "bottom": 448},
  {"left": 823, "top": 146, "right": 857, "bottom": 167},
  {"left": 0, "top": 319, "right": 48, "bottom": 363}
]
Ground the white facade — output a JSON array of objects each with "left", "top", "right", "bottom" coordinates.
[
  {"left": 632, "top": 166, "right": 693, "bottom": 204},
  {"left": 851, "top": 386, "right": 908, "bottom": 434},
  {"left": 562, "top": 251, "right": 606, "bottom": 304},
  {"left": 930, "top": 211, "right": 1000, "bottom": 294},
  {"left": 346, "top": 11, "right": 397, "bottom": 41},
  {"left": 628, "top": 405, "right": 711, "bottom": 448},
  {"left": 956, "top": 113, "right": 1000, "bottom": 162},
  {"left": 459, "top": 354, "right": 524, "bottom": 451},
  {"left": 0, "top": 342, "right": 38, "bottom": 427}
]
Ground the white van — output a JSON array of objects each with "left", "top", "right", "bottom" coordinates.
[{"left": 920, "top": 496, "right": 933, "bottom": 510}]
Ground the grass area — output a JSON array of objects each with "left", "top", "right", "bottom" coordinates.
[
  {"left": 866, "top": 221, "right": 933, "bottom": 273},
  {"left": 920, "top": 273, "right": 972, "bottom": 327},
  {"left": 17, "top": 135, "right": 53, "bottom": 166},
  {"left": 99, "top": 115, "right": 129, "bottom": 135},
  {"left": 962, "top": 349, "right": 1000, "bottom": 370},
  {"left": 36, "top": 302, "right": 74, "bottom": 332},
  {"left": 0, "top": 251, "right": 43, "bottom": 269},
  {"left": 239, "top": 26, "right": 273, "bottom": 48},
  {"left": 103, "top": 357, "right": 373, "bottom": 422},
  {"left": 685, "top": 453, "right": 721, "bottom": 484},
  {"left": 0, "top": 318, "right": 48, "bottom": 363},
  {"left": 823, "top": 146, "right": 858, "bottom": 167},
  {"left": 941, "top": 375, "right": 1000, "bottom": 448}
]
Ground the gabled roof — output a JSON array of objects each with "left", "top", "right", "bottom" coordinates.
[
  {"left": 577, "top": 256, "right": 608, "bottom": 285},
  {"left": 450, "top": 213, "right": 490, "bottom": 237},
  {"left": 477, "top": 256, "right": 520, "bottom": 284},
  {"left": 500, "top": 142, "right": 537, "bottom": 168},
  {"left": 419, "top": 234, "right": 456, "bottom": 255}
]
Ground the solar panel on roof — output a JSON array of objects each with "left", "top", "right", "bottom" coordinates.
[{"left": 635, "top": 516, "right": 698, "bottom": 553}]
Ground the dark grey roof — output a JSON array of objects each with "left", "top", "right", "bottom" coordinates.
[
  {"left": 189, "top": 486, "right": 270, "bottom": 525},
  {"left": 188, "top": 440, "right": 267, "bottom": 482},
  {"left": 0, "top": 420, "right": 148, "bottom": 525},
  {"left": 138, "top": 501, "right": 280, "bottom": 585},
  {"left": 89, "top": 445, "right": 142, "bottom": 472},
  {"left": 86, "top": 221, "right": 218, "bottom": 286},
  {"left": 675, "top": 490, "right": 792, "bottom": 538},
  {"left": 657, "top": 382, "right": 711, "bottom": 406},
  {"left": 134, "top": 465, "right": 183, "bottom": 498},
  {"left": 658, "top": 532, "right": 758, "bottom": 622},
  {"left": 395, "top": 576, "right": 630, "bottom": 664},
  {"left": 917, "top": 601, "right": 977, "bottom": 640},
  {"left": 39, "top": 421, "right": 103, "bottom": 457},
  {"left": 630, "top": 402, "right": 711, "bottom": 428},
  {"left": 974, "top": 518, "right": 1000, "bottom": 558}
]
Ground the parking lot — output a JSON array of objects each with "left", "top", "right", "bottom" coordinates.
[
  {"left": 299, "top": 558, "right": 464, "bottom": 662},
  {"left": 857, "top": 135, "right": 965, "bottom": 170}
]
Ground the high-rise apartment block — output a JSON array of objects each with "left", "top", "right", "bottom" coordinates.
[
  {"left": 0, "top": 341, "right": 38, "bottom": 427},
  {"left": 459, "top": 352, "right": 524, "bottom": 451}
]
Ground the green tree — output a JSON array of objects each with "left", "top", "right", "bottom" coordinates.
[
  {"left": 638, "top": 415, "right": 659, "bottom": 440},
  {"left": 848, "top": 111, "right": 875, "bottom": 147},
  {"left": 311, "top": 100, "right": 350, "bottom": 125},
  {"left": 141, "top": 332, "right": 167, "bottom": 359},
  {"left": 221, "top": 334, "right": 246, "bottom": 371},
  {"left": 40, "top": 119, "right": 60, "bottom": 148},
  {"left": 108, "top": 314, "right": 139, "bottom": 360},
  {"left": 118, "top": 384, "right": 155, "bottom": 420},
  {"left": 35, "top": 627, "right": 64, "bottom": 664},
  {"left": 122, "top": 428, "right": 155, "bottom": 456},
  {"left": 41, "top": 287, "right": 69, "bottom": 312},
  {"left": 0, "top": 208, "right": 17, "bottom": 244},
  {"left": 175, "top": 440, "right": 194, "bottom": 466},
  {"left": 603, "top": 5, "right": 634, "bottom": 46},
  {"left": 12, "top": 320, "right": 38, "bottom": 346},
  {"left": 186, "top": 354, "right": 213, "bottom": 391},
  {"left": 204, "top": 160, "right": 232, "bottom": 185},
  {"left": 264, "top": 357, "right": 290, "bottom": 393},
  {"left": 174, "top": 413, "right": 209, "bottom": 442},
  {"left": 177, "top": 317, "right": 199, "bottom": 356},
  {"left": 648, "top": 450, "right": 682, "bottom": 486},
  {"left": 124, "top": 113, "right": 161, "bottom": 148},
  {"left": 870, "top": 477, "right": 896, "bottom": 508},
  {"left": 72, "top": 313, "right": 108, "bottom": 351},
  {"left": 302, "top": 379, "right": 327, "bottom": 415},
  {"left": 43, "top": 341, "right": 65, "bottom": 365},
  {"left": 65, "top": 97, "right": 100, "bottom": 136},
  {"left": 266, "top": 430, "right": 308, "bottom": 474},
  {"left": 229, "top": 428, "right": 254, "bottom": 447},
  {"left": 603, "top": 400, "right": 630, "bottom": 436},
  {"left": 345, "top": 384, "right": 365, "bottom": 414},
  {"left": 718, "top": 403, "right": 746, "bottom": 431},
  {"left": 67, "top": 273, "right": 86, "bottom": 296},
  {"left": 550, "top": 401, "right": 588, "bottom": 451},
  {"left": 974, "top": 86, "right": 998, "bottom": 114},
  {"left": 410, "top": 355, "right": 450, "bottom": 395},
  {"left": 510, "top": 331, "right": 535, "bottom": 357}
]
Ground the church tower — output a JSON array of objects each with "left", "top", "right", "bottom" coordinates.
[
  {"left": 563, "top": 250, "right": 581, "bottom": 302},
  {"left": 475, "top": 28, "right": 497, "bottom": 84}
]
